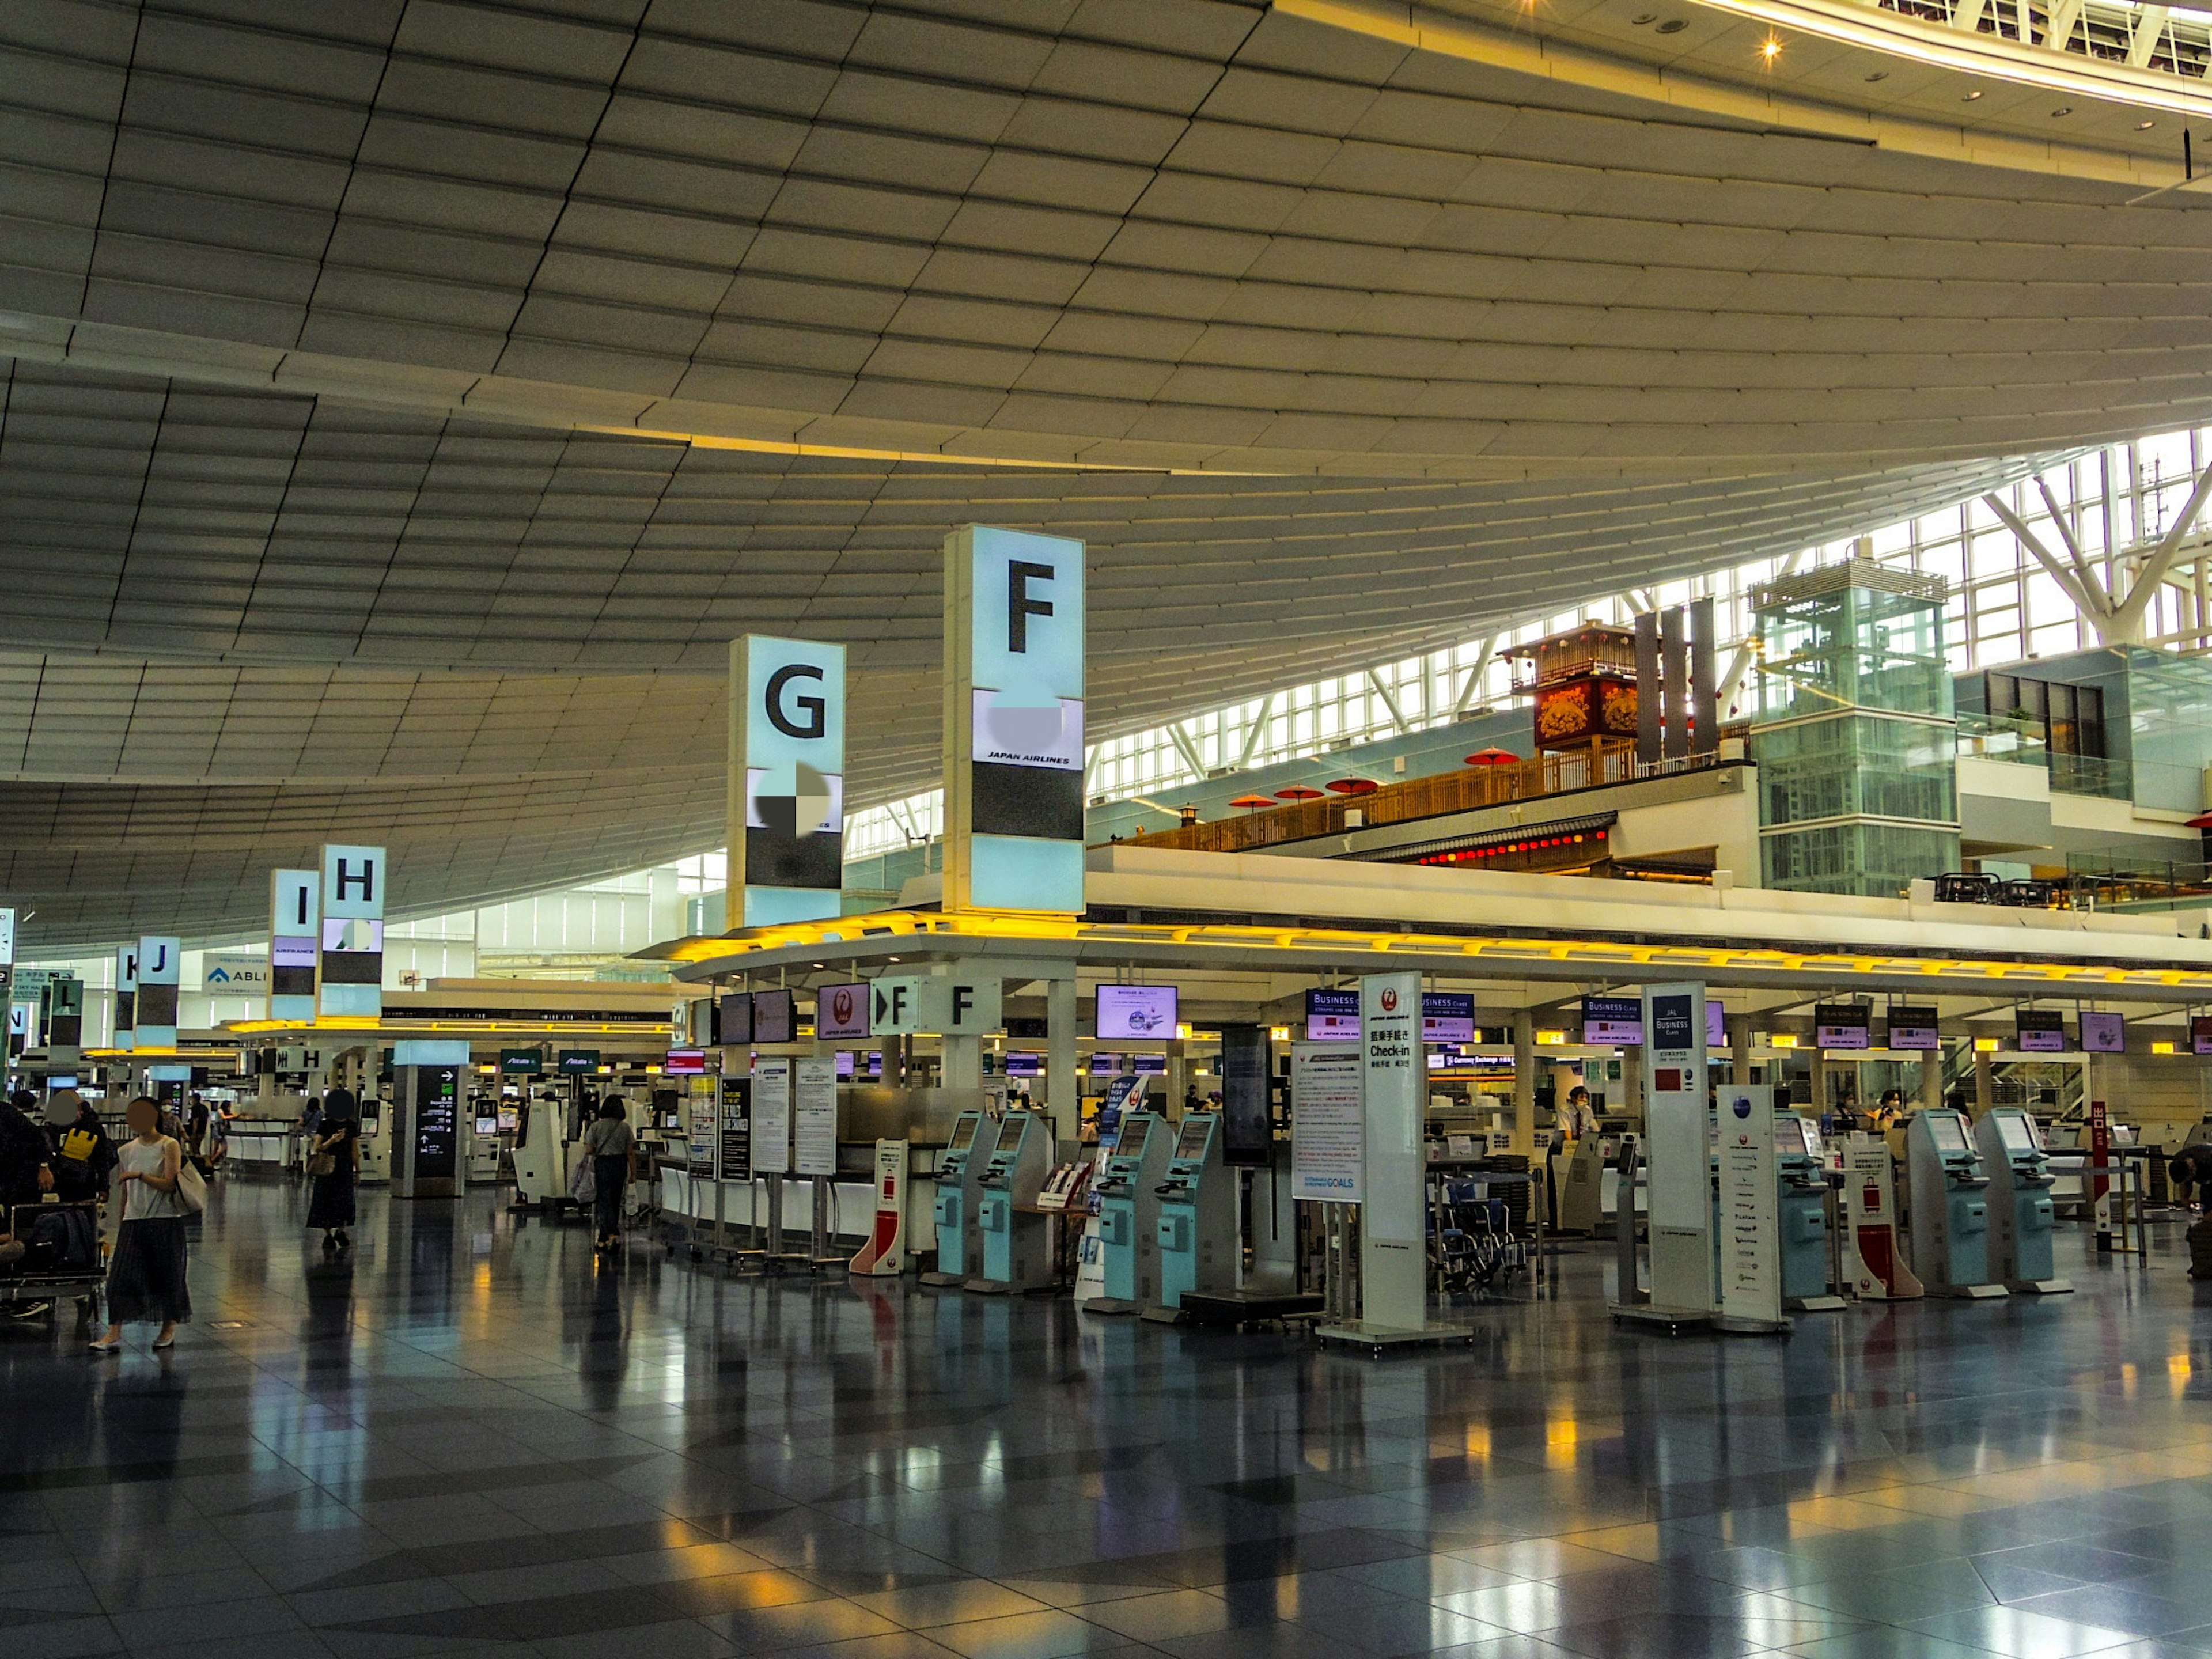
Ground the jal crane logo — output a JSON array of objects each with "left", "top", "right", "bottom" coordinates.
[
  {"left": 830, "top": 987, "right": 855, "bottom": 1028},
  {"left": 1379, "top": 987, "right": 1399, "bottom": 1014}
]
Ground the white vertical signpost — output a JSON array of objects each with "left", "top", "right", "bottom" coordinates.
[
  {"left": 729, "top": 635, "right": 846, "bottom": 930},
  {"left": 793, "top": 1054, "right": 840, "bottom": 1266},
  {"left": 1616, "top": 980, "right": 1716, "bottom": 1331},
  {"left": 270, "top": 869, "right": 319, "bottom": 1021},
  {"left": 319, "top": 844, "right": 386, "bottom": 1018},
  {"left": 942, "top": 526, "right": 1086, "bottom": 916},
  {"left": 1317, "top": 972, "right": 1457, "bottom": 1354},
  {"left": 752, "top": 1055, "right": 793, "bottom": 1263},
  {"left": 134, "top": 936, "right": 182, "bottom": 1051},
  {"left": 1715, "top": 1082, "right": 1789, "bottom": 1332}
]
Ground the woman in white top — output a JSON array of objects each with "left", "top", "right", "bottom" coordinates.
[{"left": 91, "top": 1096, "right": 191, "bottom": 1353}]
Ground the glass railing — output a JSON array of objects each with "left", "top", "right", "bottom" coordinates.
[
  {"left": 1955, "top": 711, "right": 2046, "bottom": 766},
  {"left": 1956, "top": 714, "right": 2133, "bottom": 800}
]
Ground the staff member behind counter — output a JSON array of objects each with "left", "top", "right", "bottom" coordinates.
[{"left": 1558, "top": 1085, "right": 1599, "bottom": 1140}]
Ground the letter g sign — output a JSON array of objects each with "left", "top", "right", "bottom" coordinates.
[{"left": 766, "top": 664, "right": 826, "bottom": 740}]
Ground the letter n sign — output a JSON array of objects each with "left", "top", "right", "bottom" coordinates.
[
  {"left": 319, "top": 843, "right": 386, "bottom": 1019},
  {"left": 942, "top": 525, "right": 1085, "bottom": 914},
  {"left": 729, "top": 635, "right": 846, "bottom": 930}
]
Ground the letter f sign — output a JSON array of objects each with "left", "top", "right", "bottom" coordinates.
[{"left": 1007, "top": 560, "right": 1054, "bottom": 653}]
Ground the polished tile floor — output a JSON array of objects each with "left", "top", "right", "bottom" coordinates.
[{"left": 2, "top": 1179, "right": 2210, "bottom": 1659}]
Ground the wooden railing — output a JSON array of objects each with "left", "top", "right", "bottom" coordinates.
[{"left": 1121, "top": 738, "right": 1642, "bottom": 855}]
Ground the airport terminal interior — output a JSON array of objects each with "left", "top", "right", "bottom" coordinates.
[{"left": 15, "top": 1, "right": 2212, "bottom": 1655}]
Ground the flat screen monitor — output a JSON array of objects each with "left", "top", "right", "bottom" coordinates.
[
  {"left": 719, "top": 992, "right": 753, "bottom": 1046},
  {"left": 559, "top": 1049, "right": 599, "bottom": 1073},
  {"left": 1004, "top": 1052, "right": 1041, "bottom": 1077},
  {"left": 361, "top": 1101, "right": 381, "bottom": 1133},
  {"left": 1582, "top": 995, "right": 1642, "bottom": 1045},
  {"left": 835, "top": 1051, "right": 856, "bottom": 1079},
  {"left": 1090, "top": 1052, "right": 1120, "bottom": 1075},
  {"left": 753, "top": 988, "right": 796, "bottom": 1045},
  {"left": 663, "top": 1050, "right": 707, "bottom": 1076},
  {"left": 2196, "top": 1016, "right": 2212, "bottom": 1056},
  {"left": 947, "top": 1112, "right": 980, "bottom": 1156},
  {"left": 1132, "top": 1054, "right": 1166, "bottom": 1075},
  {"left": 2015, "top": 1009, "right": 2067, "bottom": 1053},
  {"left": 473, "top": 1112, "right": 497, "bottom": 1136},
  {"left": 1814, "top": 1004, "right": 1872, "bottom": 1051},
  {"left": 1925, "top": 1111, "right": 1969, "bottom": 1152},
  {"left": 1115, "top": 1117, "right": 1153, "bottom": 1159},
  {"left": 2080, "top": 1011, "right": 2126, "bottom": 1053},
  {"left": 1707, "top": 1000, "right": 1726, "bottom": 1048},
  {"left": 1887, "top": 1006, "right": 1940, "bottom": 1051},
  {"left": 1421, "top": 992, "right": 1475, "bottom": 1043},
  {"left": 1777, "top": 1115, "right": 1819, "bottom": 1156},
  {"left": 1306, "top": 988, "right": 1359, "bottom": 1042},
  {"left": 1174, "top": 1116, "right": 1213, "bottom": 1160},
  {"left": 1996, "top": 1112, "right": 2041, "bottom": 1154},
  {"left": 1218, "top": 1022, "right": 1271, "bottom": 1168},
  {"left": 993, "top": 1114, "right": 1028, "bottom": 1155},
  {"left": 1097, "top": 984, "right": 1177, "bottom": 1039},
  {"left": 496, "top": 1106, "right": 518, "bottom": 1133},
  {"left": 816, "top": 982, "right": 870, "bottom": 1041}
]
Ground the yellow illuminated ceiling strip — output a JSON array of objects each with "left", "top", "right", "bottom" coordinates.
[
  {"left": 666, "top": 910, "right": 2212, "bottom": 995},
  {"left": 579, "top": 426, "right": 1258, "bottom": 478}
]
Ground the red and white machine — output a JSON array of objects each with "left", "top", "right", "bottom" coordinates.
[{"left": 849, "top": 1139, "right": 909, "bottom": 1276}]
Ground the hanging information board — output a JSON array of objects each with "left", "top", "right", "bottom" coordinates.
[
  {"left": 793, "top": 1055, "right": 838, "bottom": 1177},
  {"left": 1290, "top": 1041, "right": 1363, "bottom": 1202}
]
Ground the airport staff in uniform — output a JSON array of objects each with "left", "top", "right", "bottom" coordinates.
[{"left": 1559, "top": 1085, "right": 1599, "bottom": 1140}]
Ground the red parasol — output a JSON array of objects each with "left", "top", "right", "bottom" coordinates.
[
  {"left": 1275, "top": 785, "right": 1325, "bottom": 801},
  {"left": 1326, "top": 777, "right": 1379, "bottom": 795},
  {"left": 1464, "top": 748, "right": 1520, "bottom": 766},
  {"left": 1229, "top": 794, "right": 1275, "bottom": 810}
]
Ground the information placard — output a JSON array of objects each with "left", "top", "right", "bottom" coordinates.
[
  {"left": 752, "top": 1057, "right": 792, "bottom": 1174},
  {"left": 793, "top": 1056, "right": 838, "bottom": 1177},
  {"left": 1290, "top": 1043, "right": 1363, "bottom": 1202},
  {"left": 1582, "top": 995, "right": 1642, "bottom": 1044}
]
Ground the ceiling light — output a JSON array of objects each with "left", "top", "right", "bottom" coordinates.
[
  {"left": 1655, "top": 17, "right": 1687, "bottom": 31},
  {"left": 1760, "top": 35, "right": 1782, "bottom": 60},
  {"left": 1865, "top": 70, "right": 1888, "bottom": 81},
  {"left": 1963, "top": 89, "right": 1983, "bottom": 100},
  {"left": 2050, "top": 105, "right": 2072, "bottom": 116},
  {"left": 2138, "top": 119, "right": 2157, "bottom": 129}
]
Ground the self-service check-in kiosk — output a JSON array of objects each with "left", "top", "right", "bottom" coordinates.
[
  {"left": 969, "top": 1109, "right": 1052, "bottom": 1293},
  {"left": 1976, "top": 1108, "right": 2071, "bottom": 1294},
  {"left": 357, "top": 1092, "right": 391, "bottom": 1185},
  {"left": 1906, "top": 1108, "right": 2005, "bottom": 1298},
  {"left": 512, "top": 1092, "right": 571, "bottom": 1209},
  {"left": 391, "top": 1065, "right": 463, "bottom": 1199},
  {"left": 466, "top": 1096, "right": 503, "bottom": 1185},
  {"left": 1085, "top": 1111, "right": 1169, "bottom": 1316},
  {"left": 1778, "top": 1113, "right": 1845, "bottom": 1311},
  {"left": 923, "top": 1109, "right": 986, "bottom": 1287},
  {"left": 1147, "top": 1112, "right": 1236, "bottom": 1320}
]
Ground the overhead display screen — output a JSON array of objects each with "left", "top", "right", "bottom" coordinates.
[
  {"left": 2195, "top": 1016, "right": 2212, "bottom": 1056},
  {"left": 2080, "top": 1010, "right": 2126, "bottom": 1053},
  {"left": 558, "top": 1048, "right": 600, "bottom": 1073},
  {"left": 1887, "top": 1006, "right": 1941, "bottom": 1051},
  {"left": 1707, "top": 1001, "right": 1726, "bottom": 1048},
  {"left": 499, "top": 1048, "right": 542, "bottom": 1075},
  {"left": 1096, "top": 984, "right": 1177, "bottom": 1039},
  {"left": 1089, "top": 1052, "right": 1120, "bottom": 1075},
  {"left": 1003, "top": 1051, "right": 1041, "bottom": 1077},
  {"left": 663, "top": 1049, "right": 707, "bottom": 1075},
  {"left": 718, "top": 992, "right": 752, "bottom": 1046},
  {"left": 2015, "top": 1009, "right": 2068, "bottom": 1052},
  {"left": 753, "top": 988, "right": 796, "bottom": 1045},
  {"left": 1582, "top": 995, "right": 1642, "bottom": 1045},
  {"left": 1306, "top": 988, "right": 1360, "bottom": 1042},
  {"left": 1421, "top": 991, "right": 1475, "bottom": 1043},
  {"left": 1132, "top": 1054, "right": 1166, "bottom": 1075},
  {"left": 1814, "top": 1004, "right": 1872, "bottom": 1051},
  {"left": 816, "top": 982, "right": 869, "bottom": 1040}
]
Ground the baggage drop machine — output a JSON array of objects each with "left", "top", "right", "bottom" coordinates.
[
  {"left": 923, "top": 1109, "right": 986, "bottom": 1287},
  {"left": 1146, "top": 1112, "right": 1236, "bottom": 1321},
  {"left": 1976, "top": 1108, "right": 2071, "bottom": 1294},
  {"left": 1906, "top": 1108, "right": 2006, "bottom": 1298},
  {"left": 968, "top": 1109, "right": 1052, "bottom": 1293},
  {"left": 1085, "top": 1110, "right": 1169, "bottom": 1316}
]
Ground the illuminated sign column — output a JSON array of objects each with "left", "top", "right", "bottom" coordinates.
[
  {"left": 319, "top": 844, "right": 385, "bottom": 1018},
  {"left": 728, "top": 635, "right": 846, "bottom": 929},
  {"left": 113, "top": 945, "right": 137, "bottom": 1051},
  {"left": 270, "top": 869, "right": 319, "bottom": 1022},
  {"left": 942, "top": 526, "right": 1085, "bottom": 915},
  {"left": 135, "top": 936, "right": 182, "bottom": 1050}
]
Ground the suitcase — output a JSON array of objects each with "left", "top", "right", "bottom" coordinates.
[{"left": 2188, "top": 1217, "right": 2212, "bottom": 1280}]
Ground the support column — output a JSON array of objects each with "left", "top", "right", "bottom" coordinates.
[
  {"left": 942, "top": 1035, "right": 980, "bottom": 1095},
  {"left": 1512, "top": 1009, "right": 1535, "bottom": 1157},
  {"left": 1974, "top": 1043, "right": 1995, "bottom": 1120},
  {"left": 1047, "top": 976, "right": 1080, "bottom": 1145},
  {"left": 1921, "top": 1041, "right": 1945, "bottom": 1109},
  {"left": 1619, "top": 1047, "right": 1643, "bottom": 1132},
  {"left": 1732, "top": 1014, "right": 1751, "bottom": 1085}
]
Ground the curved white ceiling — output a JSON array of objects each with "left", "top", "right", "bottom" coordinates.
[{"left": 0, "top": 0, "right": 2172, "bottom": 945}]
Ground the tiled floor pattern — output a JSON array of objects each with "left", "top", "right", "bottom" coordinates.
[{"left": 2, "top": 1179, "right": 2210, "bottom": 1659}]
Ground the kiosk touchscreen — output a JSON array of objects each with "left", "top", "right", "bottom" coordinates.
[
  {"left": 969, "top": 1109, "right": 1052, "bottom": 1293},
  {"left": 1775, "top": 1113, "right": 1843, "bottom": 1311},
  {"left": 1906, "top": 1109, "right": 2003, "bottom": 1297},
  {"left": 1086, "top": 1111, "right": 1171, "bottom": 1316},
  {"left": 1149, "top": 1112, "right": 1235, "bottom": 1318},
  {"left": 1975, "top": 1107, "right": 2071, "bottom": 1294},
  {"left": 924, "top": 1110, "right": 987, "bottom": 1287}
]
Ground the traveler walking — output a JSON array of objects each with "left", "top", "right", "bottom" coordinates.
[
  {"left": 580, "top": 1097, "right": 634, "bottom": 1252},
  {"left": 305, "top": 1089, "right": 361, "bottom": 1252}
]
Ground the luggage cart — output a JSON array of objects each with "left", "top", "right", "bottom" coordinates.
[{"left": 1, "top": 1203, "right": 105, "bottom": 1327}]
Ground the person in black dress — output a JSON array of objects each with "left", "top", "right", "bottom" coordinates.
[{"left": 305, "top": 1088, "right": 360, "bottom": 1252}]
